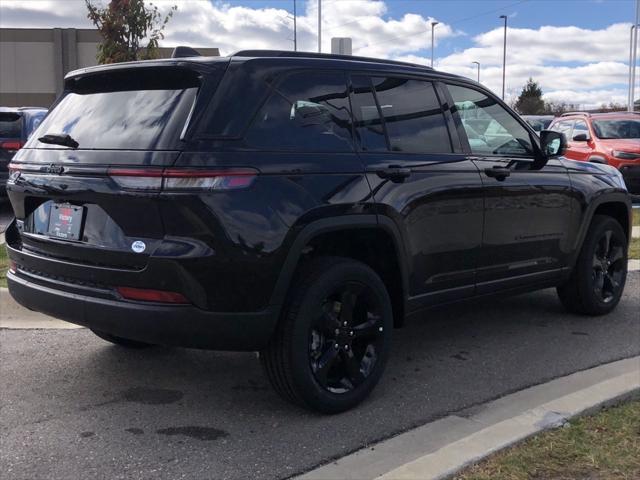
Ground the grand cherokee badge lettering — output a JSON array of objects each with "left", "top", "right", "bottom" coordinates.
[{"left": 45, "top": 164, "right": 64, "bottom": 174}]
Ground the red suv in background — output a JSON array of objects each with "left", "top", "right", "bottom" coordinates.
[{"left": 549, "top": 112, "right": 640, "bottom": 195}]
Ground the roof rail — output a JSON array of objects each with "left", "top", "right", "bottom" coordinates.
[
  {"left": 171, "top": 46, "right": 202, "bottom": 58},
  {"left": 231, "top": 50, "right": 433, "bottom": 70},
  {"left": 560, "top": 111, "right": 590, "bottom": 117}
]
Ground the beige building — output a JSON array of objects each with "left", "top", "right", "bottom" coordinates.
[{"left": 0, "top": 28, "right": 219, "bottom": 107}]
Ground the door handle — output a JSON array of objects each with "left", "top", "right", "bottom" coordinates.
[
  {"left": 484, "top": 166, "right": 511, "bottom": 181},
  {"left": 376, "top": 165, "right": 412, "bottom": 183}
]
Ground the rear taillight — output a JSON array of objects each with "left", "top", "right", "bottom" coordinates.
[
  {"left": 1, "top": 141, "right": 23, "bottom": 152},
  {"left": 116, "top": 286, "right": 189, "bottom": 304},
  {"left": 107, "top": 167, "right": 258, "bottom": 191}
]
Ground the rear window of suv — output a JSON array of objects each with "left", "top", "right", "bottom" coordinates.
[
  {"left": 0, "top": 112, "right": 22, "bottom": 139},
  {"left": 27, "top": 67, "right": 200, "bottom": 151}
]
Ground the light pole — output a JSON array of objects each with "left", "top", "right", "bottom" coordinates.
[
  {"left": 430, "top": 21, "right": 439, "bottom": 68},
  {"left": 472, "top": 61, "right": 480, "bottom": 82},
  {"left": 318, "top": 0, "right": 322, "bottom": 53},
  {"left": 630, "top": 25, "right": 636, "bottom": 111},
  {"left": 499, "top": 15, "right": 507, "bottom": 100},
  {"left": 293, "top": 0, "right": 297, "bottom": 52},
  {"left": 630, "top": 0, "right": 640, "bottom": 111}
]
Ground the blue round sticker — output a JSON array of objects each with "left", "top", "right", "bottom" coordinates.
[{"left": 131, "top": 240, "right": 146, "bottom": 253}]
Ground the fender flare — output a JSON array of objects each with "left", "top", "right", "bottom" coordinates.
[
  {"left": 568, "top": 192, "right": 632, "bottom": 269},
  {"left": 269, "top": 214, "right": 409, "bottom": 317}
]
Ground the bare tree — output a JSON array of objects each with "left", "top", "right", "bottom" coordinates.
[{"left": 86, "top": 0, "right": 176, "bottom": 64}]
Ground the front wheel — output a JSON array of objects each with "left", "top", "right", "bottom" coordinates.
[
  {"left": 557, "top": 215, "right": 628, "bottom": 315},
  {"left": 261, "top": 256, "right": 393, "bottom": 413}
]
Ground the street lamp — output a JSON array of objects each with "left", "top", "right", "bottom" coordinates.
[
  {"left": 630, "top": 0, "right": 640, "bottom": 111},
  {"left": 629, "top": 25, "right": 636, "bottom": 111},
  {"left": 472, "top": 61, "right": 480, "bottom": 82},
  {"left": 318, "top": 0, "right": 322, "bottom": 53},
  {"left": 430, "top": 21, "right": 439, "bottom": 68},
  {"left": 499, "top": 15, "right": 507, "bottom": 100},
  {"left": 293, "top": 0, "right": 297, "bottom": 52}
]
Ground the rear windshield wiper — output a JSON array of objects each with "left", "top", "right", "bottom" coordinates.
[{"left": 38, "top": 133, "right": 79, "bottom": 149}]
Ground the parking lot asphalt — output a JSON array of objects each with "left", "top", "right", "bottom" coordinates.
[{"left": 1, "top": 272, "right": 638, "bottom": 480}]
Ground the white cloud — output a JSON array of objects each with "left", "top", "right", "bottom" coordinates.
[
  {"left": 0, "top": 0, "right": 634, "bottom": 107},
  {"left": 434, "top": 22, "right": 634, "bottom": 107},
  {"left": 0, "top": 0, "right": 457, "bottom": 56}
]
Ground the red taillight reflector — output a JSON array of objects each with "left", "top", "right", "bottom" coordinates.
[
  {"left": 1, "top": 141, "right": 23, "bottom": 151},
  {"left": 107, "top": 167, "right": 258, "bottom": 191},
  {"left": 116, "top": 286, "right": 189, "bottom": 304},
  {"left": 107, "top": 168, "right": 165, "bottom": 177},
  {"left": 8, "top": 260, "right": 17, "bottom": 274}
]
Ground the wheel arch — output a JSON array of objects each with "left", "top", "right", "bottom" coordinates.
[
  {"left": 570, "top": 193, "right": 632, "bottom": 270},
  {"left": 270, "top": 215, "right": 409, "bottom": 328}
]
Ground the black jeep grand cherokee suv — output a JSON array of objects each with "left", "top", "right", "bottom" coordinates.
[{"left": 5, "top": 51, "right": 632, "bottom": 413}]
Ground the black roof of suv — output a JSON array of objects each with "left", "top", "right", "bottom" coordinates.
[{"left": 5, "top": 50, "right": 632, "bottom": 413}]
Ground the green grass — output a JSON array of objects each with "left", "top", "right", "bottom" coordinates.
[
  {"left": 0, "top": 245, "right": 8, "bottom": 288},
  {"left": 455, "top": 400, "right": 640, "bottom": 480}
]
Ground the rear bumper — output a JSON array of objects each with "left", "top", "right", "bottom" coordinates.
[{"left": 7, "top": 270, "right": 278, "bottom": 351}]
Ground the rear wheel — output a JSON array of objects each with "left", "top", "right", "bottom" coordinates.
[
  {"left": 557, "top": 215, "right": 628, "bottom": 315},
  {"left": 91, "top": 329, "right": 154, "bottom": 348},
  {"left": 261, "top": 256, "right": 393, "bottom": 413}
]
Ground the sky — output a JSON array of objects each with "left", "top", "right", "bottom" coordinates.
[{"left": 0, "top": 0, "right": 637, "bottom": 108}]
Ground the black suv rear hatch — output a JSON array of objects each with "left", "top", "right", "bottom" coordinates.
[{"left": 7, "top": 61, "right": 221, "bottom": 272}]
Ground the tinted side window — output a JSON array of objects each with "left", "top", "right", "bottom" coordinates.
[
  {"left": 573, "top": 120, "right": 589, "bottom": 137},
  {"left": 245, "top": 70, "right": 353, "bottom": 151},
  {"left": 350, "top": 75, "right": 388, "bottom": 152},
  {"left": 448, "top": 84, "right": 533, "bottom": 156},
  {"left": 371, "top": 77, "right": 452, "bottom": 153}
]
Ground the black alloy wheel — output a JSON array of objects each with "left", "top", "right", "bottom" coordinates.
[
  {"left": 557, "top": 215, "right": 628, "bottom": 315},
  {"left": 261, "top": 256, "right": 393, "bottom": 413},
  {"left": 591, "top": 229, "right": 625, "bottom": 304},
  {"left": 309, "top": 281, "right": 385, "bottom": 394}
]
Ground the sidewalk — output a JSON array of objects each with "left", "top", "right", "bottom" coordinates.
[
  {"left": 0, "top": 288, "right": 81, "bottom": 329},
  {"left": 297, "top": 356, "right": 640, "bottom": 480}
]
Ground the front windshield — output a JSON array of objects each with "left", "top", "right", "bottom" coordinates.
[{"left": 592, "top": 119, "right": 640, "bottom": 139}]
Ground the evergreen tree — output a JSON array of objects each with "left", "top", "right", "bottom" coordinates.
[{"left": 514, "top": 78, "right": 545, "bottom": 115}]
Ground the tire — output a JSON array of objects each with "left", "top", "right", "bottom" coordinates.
[
  {"left": 557, "top": 215, "right": 628, "bottom": 315},
  {"left": 260, "top": 256, "right": 393, "bottom": 413},
  {"left": 91, "top": 329, "right": 154, "bottom": 348}
]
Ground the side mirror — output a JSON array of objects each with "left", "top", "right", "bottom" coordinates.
[
  {"left": 572, "top": 133, "right": 589, "bottom": 141},
  {"left": 540, "top": 130, "right": 566, "bottom": 158}
]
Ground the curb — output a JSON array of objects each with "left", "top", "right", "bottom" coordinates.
[{"left": 296, "top": 356, "right": 640, "bottom": 480}]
